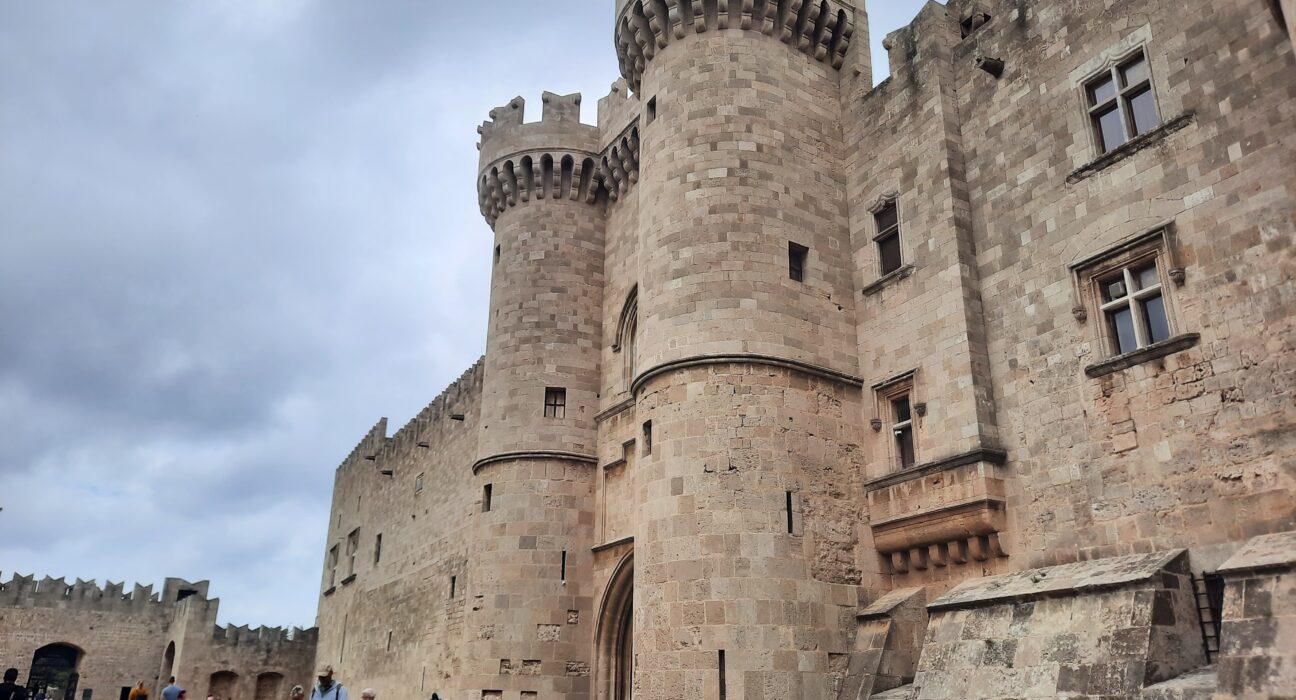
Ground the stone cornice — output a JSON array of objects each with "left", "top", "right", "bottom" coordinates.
[
  {"left": 631, "top": 353, "right": 863, "bottom": 396},
  {"left": 615, "top": 0, "right": 857, "bottom": 92},
  {"left": 471, "top": 450, "right": 598, "bottom": 474}
]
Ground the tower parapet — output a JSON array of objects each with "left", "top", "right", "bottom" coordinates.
[
  {"left": 477, "top": 93, "right": 602, "bottom": 227},
  {"left": 614, "top": 0, "right": 858, "bottom": 91}
]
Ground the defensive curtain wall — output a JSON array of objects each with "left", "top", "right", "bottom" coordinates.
[
  {"left": 0, "top": 574, "right": 316, "bottom": 700},
  {"left": 317, "top": 0, "right": 1295, "bottom": 698}
]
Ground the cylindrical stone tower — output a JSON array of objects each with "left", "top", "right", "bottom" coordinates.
[
  {"left": 468, "top": 92, "right": 605, "bottom": 699},
  {"left": 615, "top": 1, "right": 866, "bottom": 698}
]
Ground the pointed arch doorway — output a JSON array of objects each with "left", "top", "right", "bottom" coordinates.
[{"left": 595, "top": 552, "right": 634, "bottom": 700}]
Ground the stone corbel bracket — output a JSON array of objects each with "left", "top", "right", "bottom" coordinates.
[{"left": 614, "top": 0, "right": 857, "bottom": 92}]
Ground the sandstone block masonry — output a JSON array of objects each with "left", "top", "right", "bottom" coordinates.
[
  {"left": 0, "top": 575, "right": 316, "bottom": 700},
  {"left": 318, "top": 1, "right": 1295, "bottom": 698}
]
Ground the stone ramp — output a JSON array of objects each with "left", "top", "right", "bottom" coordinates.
[{"left": 1139, "top": 666, "right": 1217, "bottom": 700}]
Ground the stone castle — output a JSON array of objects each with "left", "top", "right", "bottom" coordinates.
[
  {"left": 3, "top": 1, "right": 1293, "bottom": 699},
  {"left": 314, "top": 0, "right": 1296, "bottom": 697},
  {"left": 0, "top": 574, "right": 317, "bottom": 700}
]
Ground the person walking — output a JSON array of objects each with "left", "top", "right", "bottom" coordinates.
[
  {"left": 161, "top": 678, "right": 182, "bottom": 700},
  {"left": 127, "top": 682, "right": 148, "bottom": 700},
  {"left": 1, "top": 669, "right": 28, "bottom": 700},
  {"left": 308, "top": 667, "right": 345, "bottom": 700},
  {"left": 358, "top": 690, "right": 374, "bottom": 700}
]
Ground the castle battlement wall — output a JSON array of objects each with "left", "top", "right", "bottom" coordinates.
[{"left": 0, "top": 573, "right": 211, "bottom": 614}]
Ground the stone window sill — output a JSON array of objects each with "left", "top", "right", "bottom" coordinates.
[
  {"left": 340, "top": 574, "right": 357, "bottom": 586},
  {"left": 864, "top": 447, "right": 1008, "bottom": 492},
  {"left": 1066, "top": 113, "right": 1195, "bottom": 185},
  {"left": 862, "top": 263, "right": 916, "bottom": 297},
  {"left": 1084, "top": 333, "right": 1200, "bottom": 378},
  {"left": 322, "top": 586, "right": 336, "bottom": 597}
]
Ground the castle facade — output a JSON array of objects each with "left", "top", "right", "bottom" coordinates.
[{"left": 316, "top": 1, "right": 1296, "bottom": 698}]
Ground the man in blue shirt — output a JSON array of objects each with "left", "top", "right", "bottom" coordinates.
[
  {"left": 160, "top": 679, "right": 181, "bottom": 700},
  {"left": 309, "top": 667, "right": 346, "bottom": 700}
]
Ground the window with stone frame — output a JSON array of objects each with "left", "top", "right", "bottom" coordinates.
[
  {"left": 544, "top": 387, "right": 567, "bottom": 419},
  {"left": 327, "top": 544, "right": 339, "bottom": 588},
  {"left": 1084, "top": 48, "right": 1160, "bottom": 154},
  {"left": 1073, "top": 229, "right": 1185, "bottom": 361},
  {"left": 874, "top": 374, "right": 918, "bottom": 472},
  {"left": 873, "top": 199, "right": 903, "bottom": 276},
  {"left": 346, "top": 528, "right": 360, "bottom": 578}
]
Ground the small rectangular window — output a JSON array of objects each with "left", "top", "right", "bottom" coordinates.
[
  {"left": 482, "top": 484, "right": 493, "bottom": 513},
  {"left": 646, "top": 96, "right": 657, "bottom": 124},
  {"left": 386, "top": 630, "right": 393, "bottom": 652},
  {"left": 785, "top": 491, "right": 795, "bottom": 534},
  {"left": 718, "top": 650, "right": 727, "bottom": 700},
  {"left": 788, "top": 241, "right": 808, "bottom": 282},
  {"left": 415, "top": 473, "right": 424, "bottom": 493},
  {"left": 374, "top": 533, "right": 383, "bottom": 565},
  {"left": 1085, "top": 49, "right": 1160, "bottom": 154},
  {"left": 874, "top": 201, "right": 903, "bottom": 275},
  {"left": 449, "top": 575, "right": 457, "bottom": 599},
  {"left": 642, "top": 420, "right": 653, "bottom": 455},
  {"left": 494, "top": 245, "right": 501, "bottom": 264},
  {"left": 544, "top": 387, "right": 567, "bottom": 419}
]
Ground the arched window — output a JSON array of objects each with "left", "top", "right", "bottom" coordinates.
[
  {"left": 613, "top": 286, "right": 639, "bottom": 392},
  {"left": 595, "top": 552, "right": 634, "bottom": 700}
]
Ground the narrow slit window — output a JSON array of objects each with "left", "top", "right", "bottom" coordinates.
[
  {"left": 374, "top": 533, "right": 383, "bottom": 565},
  {"left": 386, "top": 630, "right": 393, "bottom": 652},
  {"left": 785, "top": 491, "right": 795, "bottom": 534},
  {"left": 544, "top": 387, "right": 567, "bottom": 419},
  {"left": 892, "top": 395, "right": 916, "bottom": 470},
  {"left": 874, "top": 201, "right": 903, "bottom": 275},
  {"left": 788, "top": 241, "right": 808, "bottom": 282},
  {"left": 494, "top": 245, "right": 501, "bottom": 264},
  {"left": 718, "top": 650, "right": 727, "bottom": 700},
  {"left": 346, "top": 528, "right": 361, "bottom": 577},
  {"left": 642, "top": 420, "right": 653, "bottom": 455},
  {"left": 482, "top": 484, "right": 493, "bottom": 513},
  {"left": 328, "top": 545, "right": 339, "bottom": 587},
  {"left": 449, "top": 575, "right": 457, "bottom": 599},
  {"left": 561, "top": 550, "right": 567, "bottom": 582},
  {"left": 415, "top": 473, "right": 424, "bottom": 493},
  {"left": 1085, "top": 49, "right": 1160, "bottom": 154}
]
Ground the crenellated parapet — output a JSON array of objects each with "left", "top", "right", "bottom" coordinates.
[
  {"left": 476, "top": 93, "right": 603, "bottom": 228},
  {"left": 614, "top": 0, "right": 857, "bottom": 92},
  {"left": 0, "top": 572, "right": 211, "bottom": 612},
  {"left": 210, "top": 623, "right": 319, "bottom": 650}
]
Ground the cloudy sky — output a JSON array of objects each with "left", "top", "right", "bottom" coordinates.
[{"left": 0, "top": 1, "right": 928, "bottom": 629}]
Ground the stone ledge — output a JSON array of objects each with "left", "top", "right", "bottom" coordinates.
[
  {"left": 1084, "top": 333, "right": 1200, "bottom": 378},
  {"left": 929, "top": 549, "right": 1187, "bottom": 611},
  {"left": 1217, "top": 530, "right": 1296, "bottom": 575},
  {"left": 594, "top": 397, "right": 635, "bottom": 423},
  {"left": 631, "top": 353, "right": 864, "bottom": 396},
  {"left": 340, "top": 574, "right": 356, "bottom": 586},
  {"left": 864, "top": 447, "right": 1007, "bottom": 492},
  {"left": 861, "top": 263, "right": 916, "bottom": 297},
  {"left": 322, "top": 586, "right": 336, "bottom": 597},
  {"left": 1065, "top": 112, "right": 1196, "bottom": 185},
  {"left": 591, "top": 535, "right": 634, "bottom": 554},
  {"left": 871, "top": 498, "right": 1007, "bottom": 555},
  {"left": 857, "top": 587, "right": 926, "bottom": 620},
  {"left": 471, "top": 450, "right": 598, "bottom": 474}
]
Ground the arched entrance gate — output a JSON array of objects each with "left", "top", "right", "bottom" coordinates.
[
  {"left": 594, "top": 553, "right": 634, "bottom": 700},
  {"left": 27, "top": 643, "right": 82, "bottom": 700}
]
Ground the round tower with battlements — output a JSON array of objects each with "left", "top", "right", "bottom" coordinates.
[
  {"left": 614, "top": 1, "right": 869, "bottom": 698},
  {"left": 469, "top": 92, "right": 606, "bottom": 698}
]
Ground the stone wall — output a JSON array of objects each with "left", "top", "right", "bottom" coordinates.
[
  {"left": 1214, "top": 531, "right": 1296, "bottom": 698},
  {"left": 0, "top": 577, "right": 315, "bottom": 700},
  {"left": 313, "top": 361, "right": 483, "bottom": 700}
]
